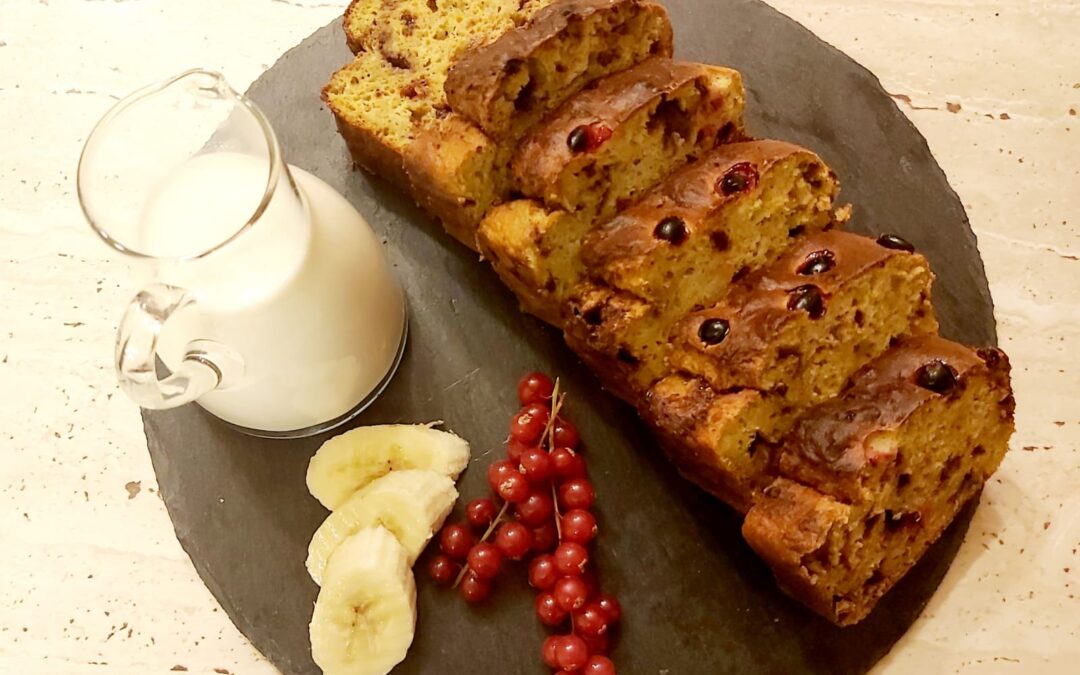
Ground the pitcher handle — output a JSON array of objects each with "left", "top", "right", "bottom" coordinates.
[{"left": 116, "top": 283, "right": 243, "bottom": 410}]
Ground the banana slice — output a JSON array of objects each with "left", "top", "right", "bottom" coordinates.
[
  {"left": 310, "top": 526, "right": 416, "bottom": 675},
  {"left": 307, "top": 424, "right": 470, "bottom": 510},
  {"left": 307, "top": 469, "right": 457, "bottom": 585}
]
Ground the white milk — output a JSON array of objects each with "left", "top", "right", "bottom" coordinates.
[{"left": 146, "top": 152, "right": 406, "bottom": 432}]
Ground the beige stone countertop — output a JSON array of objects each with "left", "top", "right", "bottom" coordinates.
[{"left": 1, "top": 1, "right": 1076, "bottom": 673}]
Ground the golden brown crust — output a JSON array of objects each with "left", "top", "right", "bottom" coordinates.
[
  {"left": 512, "top": 58, "right": 741, "bottom": 197},
  {"left": 323, "top": 85, "right": 412, "bottom": 190},
  {"left": 741, "top": 479, "right": 851, "bottom": 619},
  {"left": 581, "top": 140, "right": 822, "bottom": 278},
  {"left": 445, "top": 0, "right": 674, "bottom": 138},
  {"left": 641, "top": 375, "right": 770, "bottom": 513},
  {"left": 562, "top": 282, "right": 653, "bottom": 400},
  {"left": 404, "top": 114, "right": 510, "bottom": 251},
  {"left": 342, "top": 0, "right": 366, "bottom": 54}
]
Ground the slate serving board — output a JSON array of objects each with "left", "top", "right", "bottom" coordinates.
[{"left": 144, "top": 1, "right": 997, "bottom": 673}]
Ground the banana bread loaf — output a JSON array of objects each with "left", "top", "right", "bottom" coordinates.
[
  {"left": 742, "top": 336, "right": 1014, "bottom": 625},
  {"left": 565, "top": 141, "right": 842, "bottom": 400},
  {"left": 445, "top": 0, "right": 673, "bottom": 140}
]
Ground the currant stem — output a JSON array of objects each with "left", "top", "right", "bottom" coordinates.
[{"left": 452, "top": 501, "right": 510, "bottom": 589}]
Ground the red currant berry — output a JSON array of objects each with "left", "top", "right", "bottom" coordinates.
[
  {"left": 507, "top": 438, "right": 531, "bottom": 463},
  {"left": 596, "top": 594, "right": 621, "bottom": 624},
  {"left": 554, "top": 541, "right": 590, "bottom": 576},
  {"left": 552, "top": 417, "right": 580, "bottom": 449},
  {"left": 487, "top": 460, "right": 521, "bottom": 493},
  {"left": 574, "top": 602, "right": 610, "bottom": 636},
  {"left": 517, "top": 371, "right": 555, "bottom": 406},
  {"left": 519, "top": 446, "right": 553, "bottom": 484},
  {"left": 515, "top": 489, "right": 555, "bottom": 526},
  {"left": 438, "top": 523, "right": 475, "bottom": 560},
  {"left": 531, "top": 522, "right": 558, "bottom": 552},
  {"left": 426, "top": 554, "right": 460, "bottom": 586},
  {"left": 541, "top": 635, "right": 562, "bottom": 668},
  {"left": 494, "top": 520, "right": 533, "bottom": 560},
  {"left": 582, "top": 632, "right": 610, "bottom": 656},
  {"left": 551, "top": 447, "right": 587, "bottom": 480},
  {"left": 465, "top": 498, "right": 498, "bottom": 530},
  {"left": 556, "top": 634, "right": 590, "bottom": 671},
  {"left": 528, "top": 554, "right": 559, "bottom": 590},
  {"left": 495, "top": 470, "right": 530, "bottom": 503},
  {"left": 561, "top": 509, "right": 598, "bottom": 544},
  {"left": 459, "top": 570, "right": 492, "bottom": 604},
  {"left": 554, "top": 575, "right": 589, "bottom": 612},
  {"left": 509, "top": 402, "right": 550, "bottom": 444},
  {"left": 535, "top": 591, "right": 569, "bottom": 627},
  {"left": 466, "top": 542, "right": 503, "bottom": 579},
  {"left": 558, "top": 479, "right": 596, "bottom": 510},
  {"left": 584, "top": 655, "right": 616, "bottom": 675}
]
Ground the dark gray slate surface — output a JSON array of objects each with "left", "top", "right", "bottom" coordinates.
[{"left": 144, "top": 2, "right": 997, "bottom": 673}]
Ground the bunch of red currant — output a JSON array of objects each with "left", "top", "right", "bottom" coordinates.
[{"left": 427, "top": 372, "right": 620, "bottom": 674}]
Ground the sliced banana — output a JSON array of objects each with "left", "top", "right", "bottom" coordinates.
[
  {"left": 310, "top": 526, "right": 416, "bottom": 675},
  {"left": 307, "top": 424, "right": 470, "bottom": 510},
  {"left": 307, "top": 469, "right": 457, "bottom": 585}
]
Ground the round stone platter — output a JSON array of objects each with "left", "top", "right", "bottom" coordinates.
[{"left": 143, "top": 1, "right": 998, "bottom": 673}]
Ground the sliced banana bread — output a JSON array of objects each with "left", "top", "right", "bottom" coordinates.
[
  {"left": 512, "top": 58, "right": 746, "bottom": 223},
  {"left": 343, "top": 0, "right": 551, "bottom": 60},
  {"left": 476, "top": 200, "right": 589, "bottom": 324},
  {"left": 446, "top": 0, "right": 673, "bottom": 140},
  {"left": 565, "top": 141, "right": 841, "bottom": 399},
  {"left": 743, "top": 336, "right": 1014, "bottom": 625},
  {"left": 669, "top": 231, "right": 939, "bottom": 406},
  {"left": 642, "top": 231, "right": 938, "bottom": 511}
]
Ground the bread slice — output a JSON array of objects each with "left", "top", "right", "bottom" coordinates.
[
  {"left": 643, "top": 376, "right": 775, "bottom": 513},
  {"left": 477, "top": 60, "right": 746, "bottom": 320},
  {"left": 342, "top": 0, "right": 551, "bottom": 60},
  {"left": 512, "top": 58, "right": 746, "bottom": 223},
  {"left": 743, "top": 336, "right": 1014, "bottom": 625},
  {"left": 642, "top": 231, "right": 938, "bottom": 512},
  {"left": 669, "top": 230, "right": 939, "bottom": 405},
  {"left": 446, "top": 0, "right": 674, "bottom": 140},
  {"left": 565, "top": 140, "right": 841, "bottom": 399}
]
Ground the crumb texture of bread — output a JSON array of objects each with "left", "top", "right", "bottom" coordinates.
[
  {"left": 513, "top": 58, "right": 746, "bottom": 224},
  {"left": 446, "top": 0, "right": 674, "bottom": 139},
  {"left": 743, "top": 337, "right": 1015, "bottom": 625},
  {"left": 567, "top": 141, "right": 841, "bottom": 399},
  {"left": 670, "top": 230, "right": 939, "bottom": 412}
]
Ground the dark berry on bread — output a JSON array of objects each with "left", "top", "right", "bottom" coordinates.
[
  {"left": 797, "top": 250, "right": 836, "bottom": 276},
  {"left": 698, "top": 318, "right": 730, "bottom": 345},
  {"left": 654, "top": 216, "right": 689, "bottom": 245},
  {"left": 876, "top": 234, "right": 915, "bottom": 253},
  {"left": 716, "top": 162, "right": 759, "bottom": 196},
  {"left": 787, "top": 285, "right": 826, "bottom": 319},
  {"left": 916, "top": 360, "right": 958, "bottom": 393}
]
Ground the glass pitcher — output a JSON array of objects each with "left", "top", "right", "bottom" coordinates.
[{"left": 77, "top": 69, "right": 407, "bottom": 438}]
